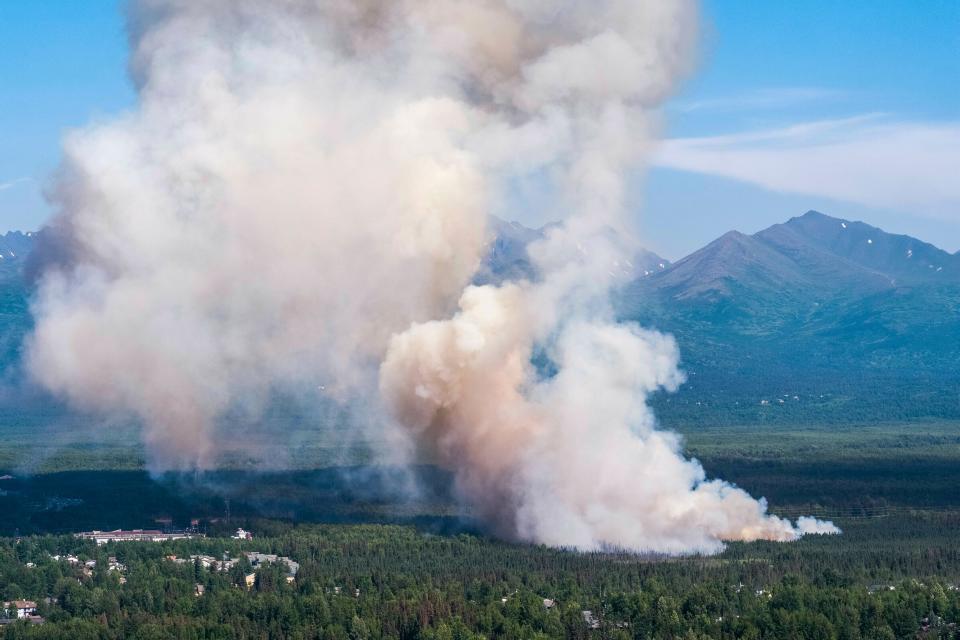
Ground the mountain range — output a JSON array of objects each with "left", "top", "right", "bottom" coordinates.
[{"left": 0, "top": 211, "right": 957, "bottom": 426}]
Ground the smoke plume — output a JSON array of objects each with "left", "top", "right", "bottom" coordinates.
[{"left": 27, "top": 0, "right": 837, "bottom": 553}]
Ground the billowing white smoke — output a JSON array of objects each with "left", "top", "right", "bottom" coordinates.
[
  {"left": 379, "top": 287, "right": 835, "bottom": 553},
  {"left": 27, "top": 0, "right": 837, "bottom": 553}
]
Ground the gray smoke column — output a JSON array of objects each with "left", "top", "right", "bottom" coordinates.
[{"left": 28, "top": 0, "right": 837, "bottom": 553}]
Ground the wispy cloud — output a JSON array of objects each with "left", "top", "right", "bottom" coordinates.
[
  {"left": 673, "top": 87, "right": 846, "bottom": 114},
  {"left": 654, "top": 116, "right": 960, "bottom": 220},
  {"left": 0, "top": 177, "right": 30, "bottom": 192}
]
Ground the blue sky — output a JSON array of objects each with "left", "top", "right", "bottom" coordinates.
[{"left": 1, "top": 1, "right": 958, "bottom": 258}]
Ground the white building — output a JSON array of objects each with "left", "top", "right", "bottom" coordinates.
[
  {"left": 75, "top": 529, "right": 199, "bottom": 545},
  {"left": 4, "top": 600, "right": 37, "bottom": 619}
]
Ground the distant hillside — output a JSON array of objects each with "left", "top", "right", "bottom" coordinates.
[{"left": 619, "top": 211, "right": 960, "bottom": 426}]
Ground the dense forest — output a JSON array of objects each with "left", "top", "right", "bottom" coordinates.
[
  {"left": 2, "top": 515, "right": 960, "bottom": 640},
  {"left": 1, "top": 418, "right": 958, "bottom": 638}
]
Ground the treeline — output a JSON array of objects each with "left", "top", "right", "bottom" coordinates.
[
  {"left": 2, "top": 516, "right": 960, "bottom": 639},
  {"left": 650, "top": 372, "right": 960, "bottom": 427}
]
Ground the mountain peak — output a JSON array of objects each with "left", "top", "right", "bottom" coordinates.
[
  {"left": 717, "top": 229, "right": 750, "bottom": 241},
  {"left": 763, "top": 210, "right": 959, "bottom": 284},
  {"left": 797, "top": 209, "right": 831, "bottom": 220},
  {"left": 787, "top": 209, "right": 858, "bottom": 232}
]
